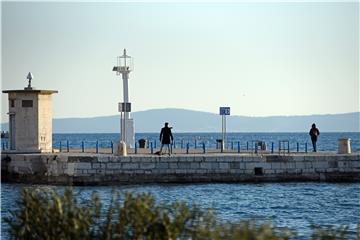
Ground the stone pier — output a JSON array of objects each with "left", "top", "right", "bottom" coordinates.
[{"left": 1, "top": 152, "right": 359, "bottom": 185}]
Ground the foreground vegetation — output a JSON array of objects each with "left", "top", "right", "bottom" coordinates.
[{"left": 5, "top": 188, "right": 348, "bottom": 240}]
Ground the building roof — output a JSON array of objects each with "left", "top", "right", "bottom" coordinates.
[{"left": 2, "top": 89, "right": 58, "bottom": 94}]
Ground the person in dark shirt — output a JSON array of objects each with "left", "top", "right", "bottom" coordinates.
[
  {"left": 159, "top": 122, "right": 174, "bottom": 155},
  {"left": 309, "top": 123, "right": 320, "bottom": 152}
]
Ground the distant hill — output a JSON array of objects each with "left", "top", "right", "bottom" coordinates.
[{"left": 1, "top": 108, "right": 359, "bottom": 133}]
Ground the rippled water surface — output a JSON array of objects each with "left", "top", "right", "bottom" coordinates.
[{"left": 2, "top": 183, "right": 359, "bottom": 239}]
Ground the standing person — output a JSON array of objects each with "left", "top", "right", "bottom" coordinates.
[
  {"left": 309, "top": 123, "right": 320, "bottom": 152},
  {"left": 159, "top": 122, "right": 174, "bottom": 156}
]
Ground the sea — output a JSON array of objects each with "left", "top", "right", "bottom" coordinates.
[{"left": 1, "top": 132, "right": 360, "bottom": 239}]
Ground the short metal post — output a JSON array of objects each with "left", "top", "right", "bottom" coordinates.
[
  {"left": 237, "top": 141, "right": 240, "bottom": 153},
  {"left": 186, "top": 143, "right": 189, "bottom": 154},
  {"left": 305, "top": 142, "right": 308, "bottom": 153},
  {"left": 60, "top": 141, "right": 62, "bottom": 152},
  {"left": 255, "top": 142, "right": 258, "bottom": 154},
  {"left": 278, "top": 141, "right": 281, "bottom": 153},
  {"left": 203, "top": 142, "right": 206, "bottom": 154},
  {"left": 221, "top": 141, "right": 224, "bottom": 153},
  {"left": 67, "top": 140, "right": 69, "bottom": 152},
  {"left": 147, "top": 140, "right": 150, "bottom": 148},
  {"left": 287, "top": 142, "right": 290, "bottom": 154},
  {"left": 271, "top": 142, "right": 274, "bottom": 154},
  {"left": 96, "top": 140, "right": 99, "bottom": 153},
  {"left": 246, "top": 141, "right": 249, "bottom": 151},
  {"left": 135, "top": 142, "right": 138, "bottom": 154},
  {"left": 231, "top": 141, "right": 234, "bottom": 150},
  {"left": 296, "top": 142, "right": 299, "bottom": 152},
  {"left": 82, "top": 141, "right": 84, "bottom": 153},
  {"left": 173, "top": 140, "right": 176, "bottom": 149},
  {"left": 181, "top": 140, "right": 184, "bottom": 149},
  {"left": 111, "top": 141, "right": 114, "bottom": 154},
  {"left": 154, "top": 140, "right": 157, "bottom": 149},
  {"left": 195, "top": 139, "right": 197, "bottom": 149},
  {"left": 150, "top": 142, "right": 153, "bottom": 154}
]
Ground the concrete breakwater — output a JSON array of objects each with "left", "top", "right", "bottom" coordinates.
[{"left": 1, "top": 152, "right": 360, "bottom": 185}]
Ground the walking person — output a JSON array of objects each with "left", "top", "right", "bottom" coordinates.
[
  {"left": 309, "top": 123, "right": 320, "bottom": 152},
  {"left": 159, "top": 122, "right": 174, "bottom": 156}
]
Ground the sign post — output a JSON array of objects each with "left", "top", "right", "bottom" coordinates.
[{"left": 219, "top": 107, "right": 230, "bottom": 152}]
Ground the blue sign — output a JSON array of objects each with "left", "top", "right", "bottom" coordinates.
[{"left": 219, "top": 107, "right": 230, "bottom": 115}]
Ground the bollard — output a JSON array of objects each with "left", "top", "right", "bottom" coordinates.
[
  {"left": 111, "top": 141, "right": 114, "bottom": 154},
  {"left": 271, "top": 142, "right": 274, "bottom": 154},
  {"left": 255, "top": 142, "right": 258, "bottom": 154},
  {"left": 96, "top": 140, "right": 99, "bottom": 153},
  {"left": 246, "top": 141, "right": 249, "bottom": 151},
  {"left": 186, "top": 143, "right": 189, "bottom": 154},
  {"left": 296, "top": 142, "right": 299, "bottom": 152},
  {"left": 305, "top": 142, "right": 308, "bottom": 153},
  {"left": 67, "top": 140, "right": 69, "bottom": 152},
  {"left": 82, "top": 141, "right": 84, "bottom": 153},
  {"left": 135, "top": 142, "right": 138, "bottom": 154},
  {"left": 237, "top": 141, "right": 240, "bottom": 153},
  {"left": 60, "top": 141, "right": 62, "bottom": 152},
  {"left": 181, "top": 140, "right": 184, "bottom": 149},
  {"left": 195, "top": 139, "right": 197, "bottom": 149},
  {"left": 288, "top": 142, "right": 290, "bottom": 154},
  {"left": 151, "top": 142, "right": 153, "bottom": 154},
  {"left": 202, "top": 142, "right": 206, "bottom": 154},
  {"left": 278, "top": 141, "right": 280, "bottom": 153}
]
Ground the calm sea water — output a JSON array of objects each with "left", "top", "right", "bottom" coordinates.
[
  {"left": 1, "top": 132, "right": 360, "bottom": 239},
  {"left": 50, "top": 132, "right": 360, "bottom": 152},
  {"left": 1, "top": 183, "right": 359, "bottom": 239}
]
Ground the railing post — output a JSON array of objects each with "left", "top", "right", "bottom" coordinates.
[
  {"left": 237, "top": 141, "right": 240, "bottom": 153},
  {"left": 60, "top": 141, "right": 62, "bottom": 152},
  {"left": 271, "top": 142, "right": 274, "bottom": 154},
  {"left": 195, "top": 139, "right": 197, "bottom": 149},
  {"left": 181, "top": 140, "right": 184, "bottom": 149},
  {"left": 135, "top": 142, "right": 138, "bottom": 154},
  {"left": 287, "top": 142, "right": 290, "bottom": 154},
  {"left": 305, "top": 142, "right": 308, "bottom": 153},
  {"left": 255, "top": 142, "right": 258, "bottom": 154},
  {"left": 202, "top": 142, "right": 206, "bottom": 154},
  {"left": 246, "top": 141, "right": 249, "bottom": 151},
  {"left": 5, "top": 141, "right": 8, "bottom": 150},
  {"left": 111, "top": 141, "right": 114, "bottom": 154},
  {"left": 186, "top": 143, "right": 189, "bottom": 154},
  {"left": 82, "top": 141, "right": 84, "bottom": 153},
  {"left": 278, "top": 141, "right": 281, "bottom": 153},
  {"left": 173, "top": 140, "right": 176, "bottom": 149},
  {"left": 2, "top": 142, "right": 5, "bottom": 150},
  {"left": 154, "top": 140, "right": 157, "bottom": 149},
  {"left": 67, "top": 140, "right": 69, "bottom": 152},
  {"left": 296, "top": 142, "right": 299, "bottom": 152},
  {"left": 150, "top": 142, "right": 153, "bottom": 154},
  {"left": 231, "top": 141, "right": 234, "bottom": 150},
  {"left": 96, "top": 140, "right": 99, "bottom": 153}
]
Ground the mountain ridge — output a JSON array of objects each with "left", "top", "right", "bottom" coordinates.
[{"left": 1, "top": 108, "right": 359, "bottom": 133}]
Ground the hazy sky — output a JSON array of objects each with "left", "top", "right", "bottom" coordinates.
[{"left": 1, "top": 2, "right": 359, "bottom": 123}]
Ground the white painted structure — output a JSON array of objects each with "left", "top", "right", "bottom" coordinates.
[
  {"left": 113, "top": 49, "right": 135, "bottom": 148},
  {"left": 2, "top": 73, "right": 57, "bottom": 152}
]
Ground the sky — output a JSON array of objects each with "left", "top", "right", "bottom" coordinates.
[{"left": 1, "top": 2, "right": 359, "bottom": 123}]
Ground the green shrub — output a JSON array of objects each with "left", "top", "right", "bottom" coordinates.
[{"left": 5, "top": 188, "right": 348, "bottom": 240}]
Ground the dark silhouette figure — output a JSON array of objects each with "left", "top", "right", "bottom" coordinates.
[
  {"left": 309, "top": 123, "right": 320, "bottom": 152},
  {"left": 159, "top": 122, "right": 174, "bottom": 155}
]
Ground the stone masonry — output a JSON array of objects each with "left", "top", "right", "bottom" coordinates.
[{"left": 1, "top": 153, "right": 360, "bottom": 185}]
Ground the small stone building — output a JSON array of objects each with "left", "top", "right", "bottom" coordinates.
[{"left": 2, "top": 75, "right": 57, "bottom": 152}]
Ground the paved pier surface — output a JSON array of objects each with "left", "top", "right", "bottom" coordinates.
[{"left": 1, "top": 152, "right": 359, "bottom": 185}]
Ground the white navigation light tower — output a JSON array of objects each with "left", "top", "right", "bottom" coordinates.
[{"left": 113, "top": 49, "right": 135, "bottom": 147}]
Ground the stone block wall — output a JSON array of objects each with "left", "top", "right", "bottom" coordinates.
[{"left": 1, "top": 153, "right": 360, "bottom": 184}]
